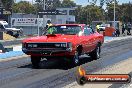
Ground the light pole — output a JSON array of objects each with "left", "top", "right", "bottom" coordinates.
[
  {"left": 43, "top": 0, "right": 45, "bottom": 28},
  {"left": 32, "top": 0, "right": 33, "bottom": 5},
  {"left": 38, "top": 0, "right": 45, "bottom": 36},
  {"left": 113, "top": 0, "right": 115, "bottom": 29},
  {"left": 87, "top": 0, "right": 90, "bottom": 25}
]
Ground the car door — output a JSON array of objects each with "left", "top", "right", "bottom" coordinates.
[
  {"left": 88, "top": 28, "right": 97, "bottom": 51},
  {"left": 83, "top": 26, "right": 91, "bottom": 53}
]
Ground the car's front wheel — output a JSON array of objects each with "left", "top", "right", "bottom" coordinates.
[
  {"left": 89, "top": 44, "right": 101, "bottom": 60},
  {"left": 71, "top": 51, "right": 80, "bottom": 66},
  {"left": 31, "top": 56, "right": 41, "bottom": 69}
]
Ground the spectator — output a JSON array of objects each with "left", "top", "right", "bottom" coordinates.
[
  {"left": 96, "top": 24, "right": 100, "bottom": 33},
  {"left": 125, "top": 23, "right": 128, "bottom": 35},
  {"left": 46, "top": 20, "right": 53, "bottom": 29},
  {"left": 127, "top": 22, "right": 131, "bottom": 35},
  {"left": 115, "top": 28, "right": 120, "bottom": 37},
  {"left": 43, "top": 20, "right": 53, "bottom": 35},
  {"left": 122, "top": 23, "right": 126, "bottom": 35}
]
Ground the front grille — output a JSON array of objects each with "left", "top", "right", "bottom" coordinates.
[
  {"left": 27, "top": 43, "right": 67, "bottom": 49},
  {"left": 37, "top": 43, "right": 57, "bottom": 48}
]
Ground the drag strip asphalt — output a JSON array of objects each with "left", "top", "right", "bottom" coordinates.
[{"left": 0, "top": 37, "right": 132, "bottom": 88}]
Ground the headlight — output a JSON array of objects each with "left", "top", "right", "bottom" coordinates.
[
  {"left": 61, "top": 43, "right": 67, "bottom": 47},
  {"left": 32, "top": 44, "right": 37, "bottom": 48},
  {"left": 28, "top": 44, "right": 32, "bottom": 48},
  {"left": 54, "top": 43, "right": 67, "bottom": 47},
  {"left": 54, "top": 43, "right": 61, "bottom": 47}
]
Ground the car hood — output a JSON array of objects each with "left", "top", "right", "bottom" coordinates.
[{"left": 23, "top": 34, "right": 78, "bottom": 43}]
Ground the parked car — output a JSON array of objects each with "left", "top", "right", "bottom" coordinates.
[
  {"left": 0, "top": 21, "right": 21, "bottom": 38},
  {"left": 98, "top": 25, "right": 106, "bottom": 31},
  {"left": 22, "top": 24, "right": 104, "bottom": 68}
]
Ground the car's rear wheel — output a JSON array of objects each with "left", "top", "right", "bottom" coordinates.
[
  {"left": 31, "top": 56, "right": 41, "bottom": 69},
  {"left": 89, "top": 44, "right": 101, "bottom": 60}
]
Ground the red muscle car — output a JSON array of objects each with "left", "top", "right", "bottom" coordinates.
[{"left": 22, "top": 24, "right": 104, "bottom": 68}]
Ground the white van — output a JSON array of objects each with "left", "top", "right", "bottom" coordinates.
[{"left": 0, "top": 21, "right": 21, "bottom": 38}]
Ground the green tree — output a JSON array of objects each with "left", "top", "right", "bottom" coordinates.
[
  {"left": 35, "top": 0, "right": 61, "bottom": 10},
  {"left": 119, "top": 2, "right": 132, "bottom": 23},
  {"left": 105, "top": 0, "right": 132, "bottom": 23},
  {"left": 52, "top": 0, "right": 62, "bottom": 8},
  {"left": 105, "top": 0, "right": 121, "bottom": 21},
  {"left": 74, "top": 5, "right": 83, "bottom": 23},
  {"left": 75, "top": 5, "right": 104, "bottom": 24},
  {"left": 12, "top": 1, "right": 36, "bottom": 14},
  {"left": 61, "top": 0, "right": 76, "bottom": 7},
  {"left": 1, "top": 0, "right": 13, "bottom": 10},
  {"left": 100, "top": 0, "right": 105, "bottom": 8},
  {"left": 90, "top": 0, "right": 97, "bottom": 5}
]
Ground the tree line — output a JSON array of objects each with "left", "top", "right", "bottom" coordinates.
[{"left": 1, "top": 0, "right": 132, "bottom": 24}]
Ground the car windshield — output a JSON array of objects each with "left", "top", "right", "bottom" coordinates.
[{"left": 45, "top": 25, "right": 82, "bottom": 35}]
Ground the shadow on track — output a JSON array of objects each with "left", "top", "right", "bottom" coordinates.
[{"left": 18, "top": 56, "right": 94, "bottom": 70}]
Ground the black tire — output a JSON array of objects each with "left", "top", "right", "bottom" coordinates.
[
  {"left": 76, "top": 76, "right": 87, "bottom": 85},
  {"left": 31, "top": 56, "right": 41, "bottom": 69},
  {"left": 89, "top": 44, "right": 101, "bottom": 60},
  {"left": 7, "top": 31, "right": 13, "bottom": 36},
  {"left": 13, "top": 33, "right": 19, "bottom": 38},
  {"left": 71, "top": 51, "right": 80, "bottom": 66}
]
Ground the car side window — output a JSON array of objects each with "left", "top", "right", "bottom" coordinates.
[
  {"left": 84, "top": 26, "right": 90, "bottom": 35},
  {"left": 89, "top": 28, "right": 94, "bottom": 34}
]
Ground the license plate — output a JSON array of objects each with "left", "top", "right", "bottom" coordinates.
[{"left": 42, "top": 51, "right": 51, "bottom": 55}]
